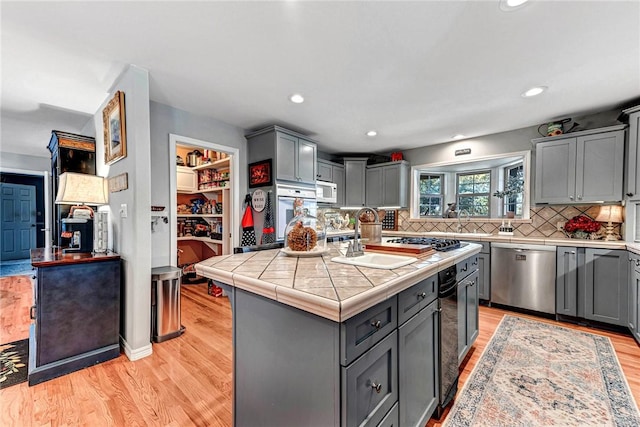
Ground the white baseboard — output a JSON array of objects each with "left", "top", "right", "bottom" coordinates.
[{"left": 120, "top": 336, "right": 153, "bottom": 361}]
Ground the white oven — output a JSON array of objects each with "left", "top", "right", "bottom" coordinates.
[
  {"left": 276, "top": 184, "right": 317, "bottom": 241},
  {"left": 316, "top": 180, "right": 337, "bottom": 204}
]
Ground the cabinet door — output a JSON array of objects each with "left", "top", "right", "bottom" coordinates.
[
  {"left": 382, "top": 163, "right": 409, "bottom": 207},
  {"left": 366, "top": 167, "right": 383, "bottom": 207},
  {"left": 629, "top": 255, "right": 640, "bottom": 343},
  {"left": 345, "top": 160, "right": 367, "bottom": 207},
  {"left": 317, "top": 161, "right": 333, "bottom": 182},
  {"left": 276, "top": 133, "right": 297, "bottom": 182},
  {"left": 583, "top": 248, "right": 629, "bottom": 326},
  {"left": 466, "top": 270, "right": 479, "bottom": 349},
  {"left": 297, "top": 138, "right": 317, "bottom": 184},
  {"left": 576, "top": 131, "right": 624, "bottom": 202},
  {"left": 457, "top": 281, "right": 467, "bottom": 364},
  {"left": 342, "top": 331, "right": 398, "bottom": 427},
  {"left": 534, "top": 138, "right": 576, "bottom": 203},
  {"left": 556, "top": 247, "right": 578, "bottom": 316},
  {"left": 477, "top": 252, "right": 490, "bottom": 300},
  {"left": 333, "top": 165, "right": 346, "bottom": 206},
  {"left": 398, "top": 300, "right": 439, "bottom": 427},
  {"left": 626, "top": 111, "right": 640, "bottom": 199}
]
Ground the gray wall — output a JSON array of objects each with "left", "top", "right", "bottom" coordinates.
[
  {"left": 89, "top": 65, "right": 153, "bottom": 360},
  {"left": 0, "top": 152, "right": 50, "bottom": 172},
  {"left": 149, "top": 101, "right": 248, "bottom": 267}
]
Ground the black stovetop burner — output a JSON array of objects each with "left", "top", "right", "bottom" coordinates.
[{"left": 386, "top": 237, "right": 462, "bottom": 251}]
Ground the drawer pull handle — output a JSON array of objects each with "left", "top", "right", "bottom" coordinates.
[
  {"left": 371, "top": 320, "right": 382, "bottom": 330},
  {"left": 30, "top": 305, "right": 36, "bottom": 320},
  {"left": 418, "top": 292, "right": 427, "bottom": 299},
  {"left": 371, "top": 382, "right": 382, "bottom": 393},
  {"left": 460, "top": 266, "right": 467, "bottom": 272}
]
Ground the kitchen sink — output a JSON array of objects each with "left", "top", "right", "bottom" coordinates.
[{"left": 331, "top": 253, "right": 418, "bottom": 269}]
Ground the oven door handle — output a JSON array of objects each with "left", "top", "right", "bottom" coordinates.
[{"left": 439, "top": 281, "right": 457, "bottom": 298}]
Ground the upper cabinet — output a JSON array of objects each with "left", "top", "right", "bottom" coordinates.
[
  {"left": 343, "top": 157, "right": 368, "bottom": 207},
  {"left": 366, "top": 161, "right": 410, "bottom": 208},
  {"left": 534, "top": 125, "right": 626, "bottom": 204},
  {"left": 624, "top": 106, "right": 640, "bottom": 200},
  {"left": 246, "top": 126, "right": 317, "bottom": 186}
]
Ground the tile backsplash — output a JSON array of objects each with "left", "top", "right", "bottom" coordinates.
[{"left": 396, "top": 205, "right": 622, "bottom": 239}]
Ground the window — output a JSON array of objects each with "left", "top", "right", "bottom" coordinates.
[
  {"left": 419, "top": 174, "right": 443, "bottom": 217},
  {"left": 457, "top": 171, "right": 490, "bottom": 217},
  {"left": 503, "top": 164, "right": 524, "bottom": 216}
]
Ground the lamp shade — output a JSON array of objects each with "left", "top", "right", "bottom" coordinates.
[
  {"left": 595, "top": 205, "right": 624, "bottom": 223},
  {"left": 55, "top": 172, "right": 109, "bottom": 205}
]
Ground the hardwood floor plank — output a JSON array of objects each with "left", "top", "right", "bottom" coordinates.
[{"left": 1, "top": 275, "right": 637, "bottom": 426}]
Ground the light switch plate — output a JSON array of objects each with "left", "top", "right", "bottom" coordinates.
[{"left": 120, "top": 204, "right": 128, "bottom": 218}]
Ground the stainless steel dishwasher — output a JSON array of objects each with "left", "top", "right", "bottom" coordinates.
[{"left": 490, "top": 242, "right": 557, "bottom": 314}]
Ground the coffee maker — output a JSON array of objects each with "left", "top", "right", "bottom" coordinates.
[{"left": 61, "top": 208, "right": 93, "bottom": 253}]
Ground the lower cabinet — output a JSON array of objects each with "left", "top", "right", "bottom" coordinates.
[
  {"left": 458, "top": 269, "right": 479, "bottom": 364},
  {"left": 398, "top": 298, "right": 439, "bottom": 427},
  {"left": 556, "top": 247, "right": 629, "bottom": 326},
  {"left": 466, "top": 241, "right": 491, "bottom": 300},
  {"left": 629, "top": 252, "right": 640, "bottom": 345}
]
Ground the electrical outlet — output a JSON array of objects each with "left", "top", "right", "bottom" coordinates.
[
  {"left": 120, "top": 204, "right": 128, "bottom": 218},
  {"left": 557, "top": 221, "right": 566, "bottom": 231}
]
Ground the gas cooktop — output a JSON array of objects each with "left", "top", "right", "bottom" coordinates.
[{"left": 385, "top": 237, "right": 464, "bottom": 251}]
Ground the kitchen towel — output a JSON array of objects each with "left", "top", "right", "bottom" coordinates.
[
  {"left": 241, "top": 194, "right": 256, "bottom": 246},
  {"left": 261, "top": 191, "right": 275, "bottom": 244}
]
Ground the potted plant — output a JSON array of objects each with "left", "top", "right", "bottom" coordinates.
[{"left": 493, "top": 170, "right": 524, "bottom": 217}]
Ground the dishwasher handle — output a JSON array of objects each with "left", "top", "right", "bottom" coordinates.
[{"left": 491, "top": 242, "right": 556, "bottom": 252}]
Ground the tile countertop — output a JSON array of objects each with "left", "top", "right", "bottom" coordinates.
[
  {"left": 381, "top": 230, "right": 635, "bottom": 250},
  {"left": 195, "top": 241, "right": 482, "bottom": 322}
]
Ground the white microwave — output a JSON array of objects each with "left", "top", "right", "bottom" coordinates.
[{"left": 316, "top": 181, "right": 337, "bottom": 204}]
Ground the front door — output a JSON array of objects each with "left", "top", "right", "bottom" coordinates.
[{"left": 1, "top": 183, "right": 36, "bottom": 260}]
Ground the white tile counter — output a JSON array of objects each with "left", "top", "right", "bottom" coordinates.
[{"left": 196, "top": 241, "right": 481, "bottom": 322}]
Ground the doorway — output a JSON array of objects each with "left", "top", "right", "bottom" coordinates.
[{"left": 0, "top": 173, "right": 45, "bottom": 260}]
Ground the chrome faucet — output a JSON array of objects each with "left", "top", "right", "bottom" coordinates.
[
  {"left": 457, "top": 209, "right": 470, "bottom": 233},
  {"left": 345, "top": 207, "right": 379, "bottom": 257}
]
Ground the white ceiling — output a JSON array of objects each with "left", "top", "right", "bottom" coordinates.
[{"left": 2, "top": 1, "right": 639, "bottom": 158}]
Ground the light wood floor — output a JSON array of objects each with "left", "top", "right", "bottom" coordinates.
[{"left": 1, "top": 274, "right": 639, "bottom": 426}]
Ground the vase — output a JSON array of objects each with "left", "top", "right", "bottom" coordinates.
[
  {"left": 506, "top": 211, "right": 515, "bottom": 219},
  {"left": 572, "top": 231, "right": 590, "bottom": 239}
]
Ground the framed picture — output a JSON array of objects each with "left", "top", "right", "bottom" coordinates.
[
  {"left": 103, "top": 91, "right": 127, "bottom": 165},
  {"left": 248, "top": 159, "right": 273, "bottom": 188}
]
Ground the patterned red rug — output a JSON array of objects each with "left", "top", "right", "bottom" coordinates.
[{"left": 444, "top": 315, "right": 640, "bottom": 426}]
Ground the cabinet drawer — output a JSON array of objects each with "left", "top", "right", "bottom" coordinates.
[
  {"left": 457, "top": 255, "right": 478, "bottom": 281},
  {"left": 341, "top": 296, "right": 397, "bottom": 366},
  {"left": 398, "top": 274, "right": 437, "bottom": 325},
  {"left": 377, "top": 402, "right": 398, "bottom": 427},
  {"left": 342, "top": 330, "right": 398, "bottom": 427}
]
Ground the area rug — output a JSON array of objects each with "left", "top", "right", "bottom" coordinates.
[
  {"left": 0, "top": 339, "right": 28, "bottom": 389},
  {"left": 444, "top": 315, "right": 640, "bottom": 427},
  {"left": 0, "top": 259, "right": 32, "bottom": 278}
]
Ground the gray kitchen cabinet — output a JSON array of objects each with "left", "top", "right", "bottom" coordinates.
[
  {"left": 246, "top": 125, "right": 318, "bottom": 185},
  {"left": 457, "top": 268, "right": 479, "bottom": 364},
  {"left": 556, "top": 246, "right": 628, "bottom": 326},
  {"left": 629, "top": 252, "right": 640, "bottom": 345},
  {"left": 623, "top": 106, "right": 640, "bottom": 200},
  {"left": 317, "top": 158, "right": 334, "bottom": 182},
  {"left": 556, "top": 246, "right": 579, "bottom": 317},
  {"left": 344, "top": 157, "right": 368, "bottom": 207},
  {"left": 534, "top": 125, "right": 626, "bottom": 204},
  {"left": 398, "top": 297, "right": 439, "bottom": 427},
  {"left": 462, "top": 241, "right": 491, "bottom": 300},
  {"left": 377, "top": 403, "right": 399, "bottom": 427},
  {"left": 333, "top": 164, "right": 346, "bottom": 206},
  {"left": 366, "top": 161, "right": 410, "bottom": 208}
]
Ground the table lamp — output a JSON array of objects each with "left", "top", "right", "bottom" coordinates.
[
  {"left": 55, "top": 172, "right": 109, "bottom": 253},
  {"left": 595, "top": 205, "right": 623, "bottom": 241}
]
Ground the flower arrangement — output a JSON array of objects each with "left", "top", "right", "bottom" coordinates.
[{"left": 563, "top": 215, "right": 601, "bottom": 239}]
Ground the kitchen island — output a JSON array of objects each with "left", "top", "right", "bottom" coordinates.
[{"left": 196, "top": 241, "right": 481, "bottom": 427}]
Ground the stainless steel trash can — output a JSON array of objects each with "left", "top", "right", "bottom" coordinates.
[{"left": 151, "top": 266, "right": 185, "bottom": 342}]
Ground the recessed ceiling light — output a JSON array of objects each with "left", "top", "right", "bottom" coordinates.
[
  {"left": 453, "top": 134, "right": 465, "bottom": 140},
  {"left": 289, "top": 93, "right": 304, "bottom": 104},
  {"left": 366, "top": 130, "right": 377, "bottom": 137},
  {"left": 500, "top": 0, "right": 529, "bottom": 11},
  {"left": 521, "top": 86, "right": 547, "bottom": 98}
]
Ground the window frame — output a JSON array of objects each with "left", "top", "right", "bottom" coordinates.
[
  {"left": 418, "top": 173, "right": 444, "bottom": 217},
  {"left": 455, "top": 170, "right": 491, "bottom": 218}
]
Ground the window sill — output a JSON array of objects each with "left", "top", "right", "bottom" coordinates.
[{"left": 407, "top": 217, "right": 532, "bottom": 224}]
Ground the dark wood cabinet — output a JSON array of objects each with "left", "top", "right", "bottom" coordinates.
[
  {"left": 47, "top": 131, "right": 96, "bottom": 247},
  {"left": 29, "top": 249, "right": 121, "bottom": 386}
]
